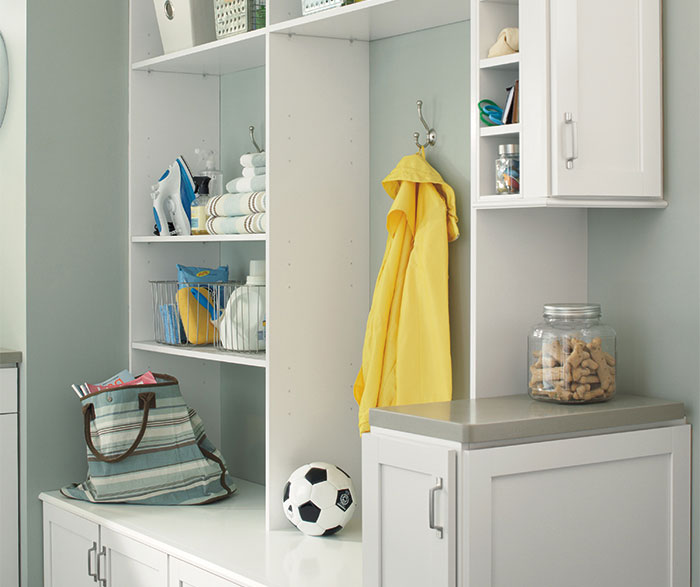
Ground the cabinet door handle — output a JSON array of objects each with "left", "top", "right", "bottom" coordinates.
[
  {"left": 87, "top": 542, "right": 97, "bottom": 582},
  {"left": 428, "top": 477, "right": 444, "bottom": 539},
  {"left": 564, "top": 112, "right": 578, "bottom": 169},
  {"left": 96, "top": 546, "right": 107, "bottom": 586}
]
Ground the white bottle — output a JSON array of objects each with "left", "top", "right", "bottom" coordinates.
[{"left": 219, "top": 260, "right": 266, "bottom": 351}]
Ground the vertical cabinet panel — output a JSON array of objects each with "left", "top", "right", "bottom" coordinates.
[
  {"left": 43, "top": 504, "right": 100, "bottom": 587},
  {"left": 463, "top": 426, "right": 691, "bottom": 587},
  {"left": 363, "top": 434, "right": 457, "bottom": 587},
  {"left": 550, "top": 0, "right": 661, "bottom": 198},
  {"left": 101, "top": 527, "right": 168, "bottom": 587},
  {"left": 0, "top": 412, "right": 18, "bottom": 587}
]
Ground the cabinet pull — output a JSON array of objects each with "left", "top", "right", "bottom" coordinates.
[
  {"left": 564, "top": 112, "right": 578, "bottom": 169},
  {"left": 428, "top": 477, "right": 444, "bottom": 539},
  {"left": 96, "top": 546, "right": 107, "bottom": 586},
  {"left": 87, "top": 542, "right": 97, "bottom": 582}
]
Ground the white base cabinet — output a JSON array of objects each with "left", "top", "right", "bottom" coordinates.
[
  {"left": 170, "top": 558, "right": 243, "bottom": 587},
  {"left": 363, "top": 424, "right": 691, "bottom": 587}
]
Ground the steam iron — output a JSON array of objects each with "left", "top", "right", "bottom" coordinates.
[{"left": 152, "top": 156, "right": 196, "bottom": 236}]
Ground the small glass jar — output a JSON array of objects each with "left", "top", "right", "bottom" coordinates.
[
  {"left": 495, "top": 144, "right": 520, "bottom": 194},
  {"left": 528, "top": 303, "right": 616, "bottom": 404}
]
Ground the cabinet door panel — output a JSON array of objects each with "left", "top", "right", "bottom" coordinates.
[
  {"left": 550, "top": 0, "right": 661, "bottom": 198},
  {"left": 101, "top": 527, "right": 167, "bottom": 587},
  {"left": 463, "top": 426, "right": 691, "bottom": 587},
  {"left": 169, "top": 557, "right": 245, "bottom": 587},
  {"left": 0, "top": 413, "right": 18, "bottom": 587},
  {"left": 363, "top": 434, "right": 457, "bottom": 587},
  {"left": 43, "top": 504, "right": 99, "bottom": 587}
]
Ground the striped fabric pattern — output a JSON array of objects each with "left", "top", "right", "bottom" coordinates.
[
  {"left": 207, "top": 191, "right": 267, "bottom": 217},
  {"left": 206, "top": 213, "right": 267, "bottom": 235},
  {"left": 62, "top": 374, "right": 235, "bottom": 505}
]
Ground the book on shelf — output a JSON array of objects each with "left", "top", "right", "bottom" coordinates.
[{"left": 501, "top": 80, "right": 520, "bottom": 125}]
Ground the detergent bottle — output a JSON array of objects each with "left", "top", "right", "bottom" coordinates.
[
  {"left": 190, "top": 176, "right": 211, "bottom": 235},
  {"left": 218, "top": 260, "right": 266, "bottom": 352}
]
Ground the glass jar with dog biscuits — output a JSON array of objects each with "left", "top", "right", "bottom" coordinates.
[{"left": 528, "top": 303, "right": 616, "bottom": 404}]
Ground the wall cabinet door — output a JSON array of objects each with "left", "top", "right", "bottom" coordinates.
[
  {"left": 362, "top": 434, "right": 457, "bottom": 587},
  {"left": 463, "top": 425, "right": 691, "bottom": 587},
  {"left": 550, "top": 0, "right": 662, "bottom": 198},
  {"left": 169, "top": 557, "right": 245, "bottom": 587},
  {"left": 43, "top": 503, "right": 100, "bottom": 587},
  {"left": 100, "top": 527, "right": 168, "bottom": 587}
]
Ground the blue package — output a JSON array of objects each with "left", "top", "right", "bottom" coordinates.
[{"left": 176, "top": 264, "right": 229, "bottom": 285}]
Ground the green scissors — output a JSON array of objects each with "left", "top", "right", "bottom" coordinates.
[{"left": 478, "top": 99, "right": 504, "bottom": 126}]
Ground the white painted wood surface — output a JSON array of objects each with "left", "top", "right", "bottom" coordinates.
[
  {"left": 43, "top": 503, "right": 99, "bottom": 587},
  {"left": 0, "top": 365, "right": 17, "bottom": 413},
  {"left": 550, "top": 0, "right": 662, "bottom": 199},
  {"left": 267, "top": 32, "right": 369, "bottom": 529},
  {"left": 102, "top": 526, "right": 168, "bottom": 587},
  {"left": 0, "top": 412, "right": 18, "bottom": 587},
  {"left": 170, "top": 558, "right": 245, "bottom": 587},
  {"left": 463, "top": 425, "right": 691, "bottom": 587},
  {"left": 362, "top": 434, "right": 457, "bottom": 587}
]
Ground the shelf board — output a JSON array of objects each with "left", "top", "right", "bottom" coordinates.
[
  {"left": 474, "top": 196, "right": 669, "bottom": 209},
  {"left": 480, "top": 123, "right": 521, "bottom": 137},
  {"left": 480, "top": 53, "right": 520, "bottom": 70},
  {"left": 269, "top": 0, "right": 469, "bottom": 41},
  {"left": 132, "top": 341, "right": 267, "bottom": 367},
  {"left": 132, "top": 234, "right": 267, "bottom": 243},
  {"left": 132, "top": 28, "right": 266, "bottom": 75}
]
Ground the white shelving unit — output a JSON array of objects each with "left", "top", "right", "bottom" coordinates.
[{"left": 127, "top": 0, "right": 473, "bottom": 533}]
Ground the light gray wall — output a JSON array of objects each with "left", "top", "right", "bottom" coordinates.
[
  {"left": 369, "top": 21, "right": 471, "bottom": 398},
  {"left": 587, "top": 0, "right": 700, "bottom": 582},
  {"left": 22, "top": 1, "right": 128, "bottom": 585}
]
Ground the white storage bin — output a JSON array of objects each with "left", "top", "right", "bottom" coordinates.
[{"left": 153, "top": 0, "right": 216, "bottom": 54}]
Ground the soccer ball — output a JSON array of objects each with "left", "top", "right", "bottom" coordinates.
[{"left": 283, "top": 462, "right": 357, "bottom": 536}]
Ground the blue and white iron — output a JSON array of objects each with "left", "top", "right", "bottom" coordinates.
[{"left": 151, "top": 157, "right": 196, "bottom": 236}]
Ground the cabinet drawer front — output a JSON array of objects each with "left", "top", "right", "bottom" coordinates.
[
  {"left": 0, "top": 366, "right": 17, "bottom": 413},
  {"left": 169, "top": 558, "right": 247, "bottom": 587}
]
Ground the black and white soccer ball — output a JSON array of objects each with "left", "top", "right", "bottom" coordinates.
[{"left": 283, "top": 462, "right": 357, "bottom": 537}]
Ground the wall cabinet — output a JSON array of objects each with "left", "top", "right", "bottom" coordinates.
[
  {"left": 364, "top": 397, "right": 691, "bottom": 587},
  {"left": 473, "top": 0, "right": 663, "bottom": 207}
]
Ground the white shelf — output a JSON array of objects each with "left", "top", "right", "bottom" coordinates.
[
  {"left": 132, "top": 234, "right": 267, "bottom": 243},
  {"left": 132, "top": 341, "right": 267, "bottom": 368},
  {"left": 480, "top": 123, "right": 521, "bottom": 137},
  {"left": 132, "top": 28, "right": 266, "bottom": 75},
  {"left": 473, "top": 196, "right": 669, "bottom": 209},
  {"left": 269, "top": 0, "right": 469, "bottom": 41},
  {"left": 480, "top": 53, "right": 520, "bottom": 70}
]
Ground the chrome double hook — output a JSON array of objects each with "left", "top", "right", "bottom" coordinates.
[{"left": 413, "top": 100, "right": 437, "bottom": 149}]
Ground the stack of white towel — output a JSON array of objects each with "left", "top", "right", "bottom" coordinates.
[{"left": 206, "top": 152, "right": 268, "bottom": 235}]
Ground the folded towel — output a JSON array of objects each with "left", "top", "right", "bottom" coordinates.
[
  {"left": 207, "top": 192, "right": 267, "bottom": 217},
  {"left": 226, "top": 175, "right": 267, "bottom": 194},
  {"left": 206, "top": 213, "right": 267, "bottom": 235},
  {"left": 242, "top": 166, "right": 267, "bottom": 178},
  {"left": 487, "top": 27, "right": 519, "bottom": 58},
  {"left": 240, "top": 152, "right": 266, "bottom": 168}
]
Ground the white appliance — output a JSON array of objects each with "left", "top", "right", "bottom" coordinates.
[{"left": 0, "top": 356, "right": 19, "bottom": 587}]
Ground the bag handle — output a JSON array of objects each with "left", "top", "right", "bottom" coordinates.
[{"left": 83, "top": 391, "right": 156, "bottom": 463}]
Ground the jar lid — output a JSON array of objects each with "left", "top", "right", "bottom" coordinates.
[
  {"left": 543, "top": 303, "right": 601, "bottom": 319},
  {"left": 499, "top": 144, "right": 519, "bottom": 155}
]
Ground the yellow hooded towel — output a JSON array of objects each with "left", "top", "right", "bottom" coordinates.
[{"left": 354, "top": 149, "right": 459, "bottom": 433}]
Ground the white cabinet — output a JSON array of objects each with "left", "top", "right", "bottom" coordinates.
[
  {"left": 473, "top": 0, "right": 664, "bottom": 207},
  {"left": 101, "top": 527, "right": 168, "bottom": 587},
  {"left": 43, "top": 505, "right": 167, "bottom": 587},
  {"left": 43, "top": 504, "right": 100, "bottom": 587},
  {"left": 549, "top": 0, "right": 662, "bottom": 199},
  {"left": 0, "top": 363, "right": 18, "bottom": 587},
  {"left": 169, "top": 558, "right": 243, "bottom": 587},
  {"left": 364, "top": 421, "right": 691, "bottom": 587},
  {"left": 362, "top": 434, "right": 457, "bottom": 587}
]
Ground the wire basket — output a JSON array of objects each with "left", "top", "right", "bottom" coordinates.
[
  {"left": 214, "top": 0, "right": 265, "bottom": 39},
  {"left": 150, "top": 281, "right": 265, "bottom": 352},
  {"left": 301, "top": 0, "right": 353, "bottom": 16}
]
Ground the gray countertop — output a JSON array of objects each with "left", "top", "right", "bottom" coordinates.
[
  {"left": 369, "top": 394, "right": 686, "bottom": 444},
  {"left": 0, "top": 348, "right": 22, "bottom": 364}
]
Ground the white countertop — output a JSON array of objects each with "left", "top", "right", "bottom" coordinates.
[{"left": 40, "top": 477, "right": 362, "bottom": 587}]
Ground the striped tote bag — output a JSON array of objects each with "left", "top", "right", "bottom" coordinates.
[{"left": 62, "top": 374, "right": 235, "bottom": 505}]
